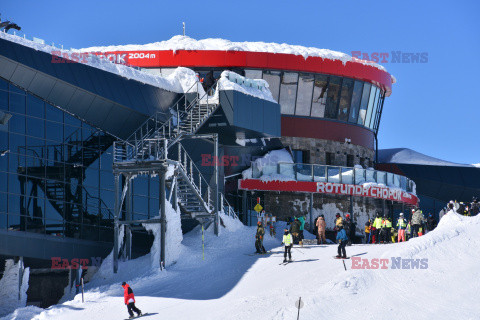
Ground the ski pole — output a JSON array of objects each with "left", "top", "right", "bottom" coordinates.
[
  {"left": 293, "top": 246, "right": 304, "bottom": 255},
  {"left": 343, "top": 260, "right": 347, "bottom": 271}
]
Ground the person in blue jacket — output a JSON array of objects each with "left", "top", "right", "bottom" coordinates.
[{"left": 336, "top": 224, "right": 349, "bottom": 259}]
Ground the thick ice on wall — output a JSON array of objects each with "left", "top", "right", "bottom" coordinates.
[
  {"left": 143, "top": 201, "right": 184, "bottom": 268},
  {"left": 217, "top": 71, "right": 276, "bottom": 103},
  {"left": 79, "top": 35, "right": 388, "bottom": 72},
  {"left": 242, "top": 148, "right": 294, "bottom": 180},
  {"left": 0, "top": 260, "right": 30, "bottom": 317}
]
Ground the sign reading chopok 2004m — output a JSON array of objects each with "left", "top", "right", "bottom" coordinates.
[{"left": 238, "top": 179, "right": 418, "bottom": 206}]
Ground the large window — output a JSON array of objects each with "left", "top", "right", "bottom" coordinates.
[
  {"left": 369, "top": 89, "right": 383, "bottom": 130},
  {"left": 263, "top": 70, "right": 281, "bottom": 102},
  {"left": 279, "top": 72, "right": 298, "bottom": 115},
  {"left": 253, "top": 68, "right": 382, "bottom": 130},
  {"left": 311, "top": 75, "right": 328, "bottom": 118},
  {"left": 337, "top": 78, "right": 354, "bottom": 122},
  {"left": 324, "top": 76, "right": 342, "bottom": 119},
  {"left": 357, "top": 83, "right": 371, "bottom": 126},
  {"left": 349, "top": 81, "right": 363, "bottom": 123},
  {"left": 0, "top": 79, "right": 162, "bottom": 241},
  {"left": 245, "top": 69, "right": 263, "bottom": 80},
  {"left": 295, "top": 73, "right": 314, "bottom": 116},
  {"left": 365, "top": 86, "right": 378, "bottom": 128}
]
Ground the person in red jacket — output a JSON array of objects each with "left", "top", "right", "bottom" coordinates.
[{"left": 122, "top": 282, "right": 142, "bottom": 319}]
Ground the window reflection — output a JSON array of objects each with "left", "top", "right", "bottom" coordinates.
[
  {"left": 295, "top": 73, "right": 314, "bottom": 116},
  {"left": 349, "top": 81, "right": 363, "bottom": 123},
  {"left": 338, "top": 78, "right": 354, "bottom": 122},
  {"left": 262, "top": 70, "right": 281, "bottom": 102},
  {"left": 365, "top": 86, "right": 378, "bottom": 128},
  {"left": 325, "top": 76, "right": 341, "bottom": 119},
  {"left": 311, "top": 75, "right": 328, "bottom": 118},
  {"left": 357, "top": 83, "right": 371, "bottom": 126},
  {"left": 369, "top": 90, "right": 382, "bottom": 130},
  {"left": 244, "top": 69, "right": 263, "bottom": 80},
  {"left": 279, "top": 72, "right": 298, "bottom": 115}
]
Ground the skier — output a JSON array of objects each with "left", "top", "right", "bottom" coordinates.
[
  {"left": 297, "top": 215, "right": 306, "bottom": 247},
  {"left": 122, "top": 282, "right": 142, "bottom": 319},
  {"left": 334, "top": 213, "right": 343, "bottom": 238},
  {"left": 396, "top": 213, "right": 407, "bottom": 242},
  {"left": 411, "top": 208, "right": 425, "bottom": 238},
  {"left": 372, "top": 213, "right": 383, "bottom": 244},
  {"left": 406, "top": 220, "right": 412, "bottom": 240},
  {"left": 282, "top": 228, "right": 293, "bottom": 263},
  {"left": 385, "top": 216, "right": 392, "bottom": 243},
  {"left": 316, "top": 215, "right": 326, "bottom": 244},
  {"left": 289, "top": 217, "right": 301, "bottom": 245},
  {"left": 335, "top": 224, "right": 348, "bottom": 259},
  {"left": 470, "top": 198, "right": 479, "bottom": 216},
  {"left": 364, "top": 219, "right": 371, "bottom": 244},
  {"left": 426, "top": 213, "right": 437, "bottom": 232},
  {"left": 255, "top": 221, "right": 267, "bottom": 254}
]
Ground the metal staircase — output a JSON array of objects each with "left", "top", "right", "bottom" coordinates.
[{"left": 113, "top": 81, "right": 238, "bottom": 223}]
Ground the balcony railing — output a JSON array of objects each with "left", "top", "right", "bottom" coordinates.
[{"left": 252, "top": 162, "right": 416, "bottom": 193}]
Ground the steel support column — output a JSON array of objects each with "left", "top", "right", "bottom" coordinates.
[
  {"left": 159, "top": 168, "right": 167, "bottom": 270},
  {"left": 214, "top": 134, "right": 219, "bottom": 236},
  {"left": 125, "top": 178, "right": 132, "bottom": 260},
  {"left": 242, "top": 190, "right": 247, "bottom": 225},
  {"left": 113, "top": 174, "right": 120, "bottom": 273}
]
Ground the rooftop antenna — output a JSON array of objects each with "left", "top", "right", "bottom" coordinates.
[{"left": 182, "top": 22, "right": 185, "bottom": 36}]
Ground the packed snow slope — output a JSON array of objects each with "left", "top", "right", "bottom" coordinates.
[{"left": 4, "top": 212, "right": 480, "bottom": 320}]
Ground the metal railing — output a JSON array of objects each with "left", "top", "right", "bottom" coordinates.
[
  {"left": 175, "top": 142, "right": 213, "bottom": 211},
  {"left": 113, "top": 80, "right": 218, "bottom": 164},
  {"left": 252, "top": 162, "right": 416, "bottom": 193}
]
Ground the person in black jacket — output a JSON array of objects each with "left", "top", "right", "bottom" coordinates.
[
  {"left": 255, "top": 221, "right": 267, "bottom": 254},
  {"left": 202, "top": 70, "right": 215, "bottom": 93},
  {"left": 426, "top": 213, "right": 437, "bottom": 232}
]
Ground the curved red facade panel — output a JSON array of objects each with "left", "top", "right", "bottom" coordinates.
[
  {"left": 281, "top": 116, "right": 375, "bottom": 150},
  {"left": 99, "top": 50, "right": 393, "bottom": 96}
]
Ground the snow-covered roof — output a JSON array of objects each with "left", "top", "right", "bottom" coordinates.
[
  {"left": 78, "top": 35, "right": 389, "bottom": 73},
  {"left": 0, "top": 31, "right": 196, "bottom": 94},
  {"left": 378, "top": 148, "right": 475, "bottom": 168}
]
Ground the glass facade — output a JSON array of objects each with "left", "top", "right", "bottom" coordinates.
[
  {"left": 0, "top": 79, "right": 157, "bottom": 242},
  {"left": 160, "top": 66, "right": 384, "bottom": 131}
]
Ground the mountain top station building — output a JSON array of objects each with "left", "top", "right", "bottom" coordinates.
[{"left": 1, "top": 31, "right": 456, "bottom": 307}]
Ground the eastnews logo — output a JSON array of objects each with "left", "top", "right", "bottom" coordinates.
[
  {"left": 51, "top": 257, "right": 103, "bottom": 270},
  {"left": 201, "top": 154, "right": 279, "bottom": 167},
  {"left": 351, "top": 51, "right": 429, "bottom": 64},
  {"left": 351, "top": 257, "right": 428, "bottom": 269}
]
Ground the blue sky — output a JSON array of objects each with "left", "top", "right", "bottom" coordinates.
[{"left": 2, "top": 0, "right": 479, "bottom": 164}]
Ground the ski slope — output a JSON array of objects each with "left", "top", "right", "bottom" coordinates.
[{"left": 3, "top": 212, "right": 480, "bottom": 320}]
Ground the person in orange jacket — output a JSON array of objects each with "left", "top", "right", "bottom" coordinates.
[{"left": 122, "top": 282, "right": 142, "bottom": 319}]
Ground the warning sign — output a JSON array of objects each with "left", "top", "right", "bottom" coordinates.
[{"left": 254, "top": 203, "right": 263, "bottom": 213}]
